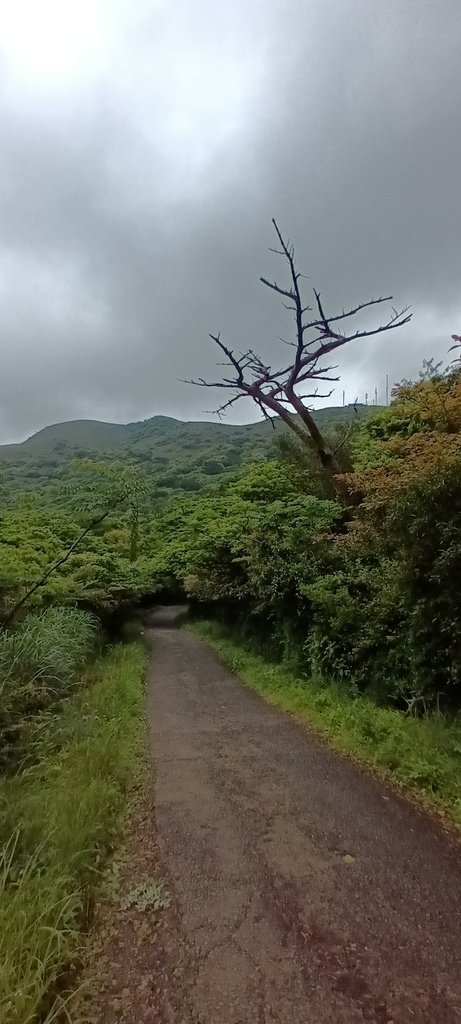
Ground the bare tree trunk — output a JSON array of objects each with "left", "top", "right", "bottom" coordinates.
[{"left": 285, "top": 387, "right": 343, "bottom": 472}]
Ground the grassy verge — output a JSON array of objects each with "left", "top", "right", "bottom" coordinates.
[
  {"left": 191, "top": 620, "right": 461, "bottom": 828},
  {"left": 0, "top": 640, "right": 148, "bottom": 1024},
  {"left": 0, "top": 608, "right": 99, "bottom": 773}
]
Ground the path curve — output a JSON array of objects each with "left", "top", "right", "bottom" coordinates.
[{"left": 147, "top": 620, "right": 461, "bottom": 1023}]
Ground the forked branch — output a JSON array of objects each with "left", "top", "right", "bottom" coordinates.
[{"left": 188, "top": 219, "right": 412, "bottom": 500}]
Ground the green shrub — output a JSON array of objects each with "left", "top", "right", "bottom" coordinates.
[{"left": 388, "top": 462, "right": 461, "bottom": 702}]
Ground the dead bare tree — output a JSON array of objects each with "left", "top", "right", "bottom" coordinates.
[{"left": 188, "top": 219, "right": 411, "bottom": 500}]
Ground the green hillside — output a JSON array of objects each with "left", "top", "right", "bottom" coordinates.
[{"left": 0, "top": 406, "right": 377, "bottom": 501}]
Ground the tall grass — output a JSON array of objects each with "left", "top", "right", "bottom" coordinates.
[
  {"left": 0, "top": 608, "right": 98, "bottom": 770},
  {"left": 192, "top": 620, "right": 461, "bottom": 827},
  {"left": 0, "top": 641, "right": 147, "bottom": 1024}
]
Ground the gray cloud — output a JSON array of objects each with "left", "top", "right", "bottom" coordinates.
[{"left": 0, "top": 0, "right": 460, "bottom": 442}]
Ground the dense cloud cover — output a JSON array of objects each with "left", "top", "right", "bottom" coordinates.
[{"left": 0, "top": 0, "right": 460, "bottom": 442}]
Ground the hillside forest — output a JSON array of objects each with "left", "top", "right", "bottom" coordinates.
[{"left": 2, "top": 363, "right": 461, "bottom": 729}]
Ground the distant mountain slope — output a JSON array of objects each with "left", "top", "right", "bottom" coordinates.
[
  {"left": 0, "top": 406, "right": 380, "bottom": 500},
  {"left": 0, "top": 406, "right": 373, "bottom": 461},
  {"left": 0, "top": 419, "right": 132, "bottom": 458}
]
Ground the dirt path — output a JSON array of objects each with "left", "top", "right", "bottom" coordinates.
[
  {"left": 146, "top": 612, "right": 461, "bottom": 1024},
  {"left": 82, "top": 612, "right": 461, "bottom": 1024}
]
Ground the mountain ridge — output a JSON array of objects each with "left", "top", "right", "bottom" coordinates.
[
  {"left": 0, "top": 405, "right": 379, "bottom": 499},
  {"left": 0, "top": 406, "right": 372, "bottom": 461}
]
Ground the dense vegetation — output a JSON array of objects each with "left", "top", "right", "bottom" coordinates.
[
  {"left": 0, "top": 406, "right": 365, "bottom": 500},
  {"left": 0, "top": 405, "right": 366, "bottom": 621},
  {"left": 0, "top": 633, "right": 146, "bottom": 1023},
  {"left": 2, "top": 378, "right": 461, "bottom": 712},
  {"left": 148, "top": 368, "right": 461, "bottom": 714},
  {"left": 1, "top": 371, "right": 461, "bottom": 1016}
]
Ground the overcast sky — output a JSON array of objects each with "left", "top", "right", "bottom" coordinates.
[{"left": 0, "top": 0, "right": 460, "bottom": 443}]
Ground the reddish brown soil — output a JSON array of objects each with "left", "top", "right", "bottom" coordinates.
[{"left": 82, "top": 611, "right": 461, "bottom": 1023}]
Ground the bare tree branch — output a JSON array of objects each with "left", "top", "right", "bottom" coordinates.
[
  {"left": 187, "top": 220, "right": 412, "bottom": 500},
  {"left": 259, "top": 278, "right": 296, "bottom": 301}
]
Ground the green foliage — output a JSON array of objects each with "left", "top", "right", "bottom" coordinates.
[
  {"left": 148, "top": 462, "right": 340, "bottom": 657},
  {"left": 0, "top": 641, "right": 147, "bottom": 1024},
  {"left": 0, "top": 608, "right": 98, "bottom": 770},
  {"left": 2, "top": 378, "right": 461, "bottom": 711},
  {"left": 139, "top": 369, "right": 461, "bottom": 711},
  {"left": 0, "top": 469, "right": 161, "bottom": 621},
  {"left": 385, "top": 461, "right": 461, "bottom": 698},
  {"left": 0, "top": 407, "right": 369, "bottom": 503},
  {"left": 301, "top": 555, "right": 412, "bottom": 701}
]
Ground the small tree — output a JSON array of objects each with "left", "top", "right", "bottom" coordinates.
[
  {"left": 3, "top": 460, "right": 147, "bottom": 625},
  {"left": 190, "top": 220, "right": 411, "bottom": 499}
]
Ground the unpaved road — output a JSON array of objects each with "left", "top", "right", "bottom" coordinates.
[{"left": 147, "top": 610, "right": 461, "bottom": 1023}]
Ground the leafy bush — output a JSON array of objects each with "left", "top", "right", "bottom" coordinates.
[
  {"left": 387, "top": 460, "right": 461, "bottom": 702},
  {"left": 145, "top": 370, "right": 461, "bottom": 710}
]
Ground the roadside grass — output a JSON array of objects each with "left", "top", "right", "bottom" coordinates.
[
  {"left": 0, "top": 608, "right": 99, "bottom": 773},
  {"left": 0, "top": 640, "right": 147, "bottom": 1024},
  {"left": 191, "top": 620, "right": 461, "bottom": 828}
]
